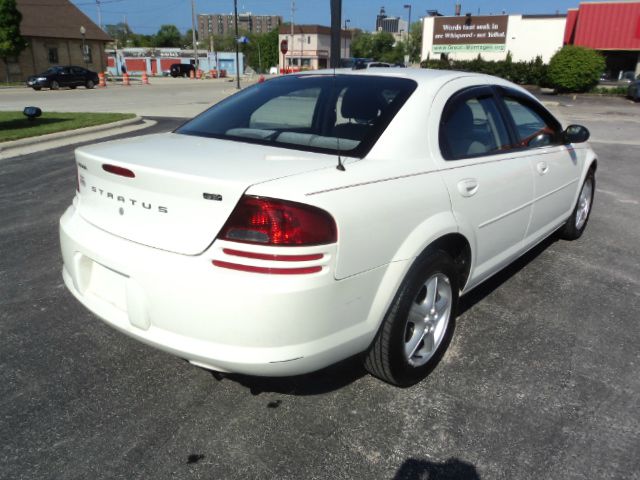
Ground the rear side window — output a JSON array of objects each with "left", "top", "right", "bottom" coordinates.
[
  {"left": 176, "top": 74, "right": 417, "bottom": 158},
  {"left": 440, "top": 91, "right": 510, "bottom": 160},
  {"left": 502, "top": 96, "right": 562, "bottom": 148}
]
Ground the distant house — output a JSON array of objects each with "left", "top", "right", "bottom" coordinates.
[
  {"left": 0, "top": 0, "right": 111, "bottom": 82},
  {"left": 278, "top": 25, "right": 351, "bottom": 73}
]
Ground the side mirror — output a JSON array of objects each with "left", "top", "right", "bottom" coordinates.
[{"left": 563, "top": 124, "right": 590, "bottom": 144}]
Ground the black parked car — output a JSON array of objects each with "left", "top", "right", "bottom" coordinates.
[
  {"left": 26, "top": 66, "right": 99, "bottom": 91},
  {"left": 628, "top": 80, "right": 640, "bottom": 102},
  {"left": 170, "top": 63, "right": 196, "bottom": 77}
]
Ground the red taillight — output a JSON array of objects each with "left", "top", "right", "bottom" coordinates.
[
  {"left": 102, "top": 164, "right": 135, "bottom": 178},
  {"left": 218, "top": 196, "right": 337, "bottom": 246}
]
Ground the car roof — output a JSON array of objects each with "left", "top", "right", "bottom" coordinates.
[{"left": 296, "top": 68, "right": 531, "bottom": 100}]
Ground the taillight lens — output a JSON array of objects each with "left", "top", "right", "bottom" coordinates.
[
  {"left": 218, "top": 195, "right": 337, "bottom": 246},
  {"left": 102, "top": 164, "right": 135, "bottom": 178}
]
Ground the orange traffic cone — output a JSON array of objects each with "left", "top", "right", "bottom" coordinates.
[
  {"left": 98, "top": 72, "right": 106, "bottom": 87},
  {"left": 142, "top": 72, "right": 149, "bottom": 85},
  {"left": 189, "top": 69, "right": 195, "bottom": 79},
  {"left": 122, "top": 72, "right": 130, "bottom": 86}
]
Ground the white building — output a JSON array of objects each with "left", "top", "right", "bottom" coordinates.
[{"left": 421, "top": 14, "right": 567, "bottom": 63}]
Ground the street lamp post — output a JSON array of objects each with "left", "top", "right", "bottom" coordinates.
[
  {"left": 80, "top": 25, "right": 88, "bottom": 67},
  {"left": 403, "top": 4, "right": 412, "bottom": 41},
  {"left": 343, "top": 19, "right": 350, "bottom": 58}
]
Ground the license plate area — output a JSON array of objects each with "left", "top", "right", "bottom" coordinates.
[{"left": 85, "top": 259, "right": 129, "bottom": 312}]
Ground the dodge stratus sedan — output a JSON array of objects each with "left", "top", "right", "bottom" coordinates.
[{"left": 60, "top": 70, "right": 596, "bottom": 386}]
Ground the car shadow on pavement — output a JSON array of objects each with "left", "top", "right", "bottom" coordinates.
[
  {"left": 394, "top": 458, "right": 481, "bottom": 480},
  {"left": 458, "top": 233, "right": 558, "bottom": 317},
  {"left": 215, "top": 354, "right": 367, "bottom": 396}
]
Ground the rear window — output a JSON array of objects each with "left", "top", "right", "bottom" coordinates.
[{"left": 176, "top": 74, "right": 417, "bottom": 158}]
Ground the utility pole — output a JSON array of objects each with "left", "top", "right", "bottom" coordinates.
[
  {"left": 290, "top": 0, "right": 295, "bottom": 72},
  {"left": 191, "top": 0, "right": 198, "bottom": 70},
  {"left": 330, "top": 0, "right": 341, "bottom": 68},
  {"left": 233, "top": 0, "right": 240, "bottom": 89},
  {"left": 96, "top": 0, "right": 102, "bottom": 30}
]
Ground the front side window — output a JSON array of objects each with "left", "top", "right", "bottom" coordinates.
[
  {"left": 440, "top": 93, "right": 510, "bottom": 160},
  {"left": 502, "top": 96, "right": 561, "bottom": 148},
  {"left": 176, "top": 74, "right": 417, "bottom": 158}
]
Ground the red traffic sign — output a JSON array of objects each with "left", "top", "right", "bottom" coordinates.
[{"left": 280, "top": 39, "right": 288, "bottom": 55}]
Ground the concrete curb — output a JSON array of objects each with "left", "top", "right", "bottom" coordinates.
[{"left": 0, "top": 115, "right": 142, "bottom": 151}]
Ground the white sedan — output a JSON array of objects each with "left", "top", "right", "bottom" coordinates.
[{"left": 60, "top": 69, "right": 596, "bottom": 386}]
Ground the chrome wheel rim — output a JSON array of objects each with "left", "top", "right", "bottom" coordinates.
[
  {"left": 575, "top": 177, "right": 593, "bottom": 230},
  {"left": 403, "top": 273, "right": 452, "bottom": 367}
]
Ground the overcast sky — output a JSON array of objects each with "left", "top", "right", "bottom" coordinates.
[{"left": 71, "top": 0, "right": 601, "bottom": 35}]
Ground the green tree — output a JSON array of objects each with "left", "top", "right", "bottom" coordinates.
[
  {"left": 381, "top": 40, "right": 406, "bottom": 64},
  {"left": 371, "top": 31, "right": 395, "bottom": 61},
  {"left": 210, "top": 34, "right": 237, "bottom": 52},
  {"left": 351, "top": 30, "right": 373, "bottom": 58},
  {"left": 129, "top": 33, "right": 154, "bottom": 47},
  {"left": 244, "top": 29, "right": 278, "bottom": 73},
  {"left": 0, "top": 0, "right": 27, "bottom": 82},
  {"left": 153, "top": 24, "right": 182, "bottom": 48},
  {"left": 407, "top": 21, "right": 422, "bottom": 63},
  {"left": 183, "top": 28, "right": 198, "bottom": 49},
  {"left": 547, "top": 46, "right": 605, "bottom": 93},
  {"left": 105, "top": 22, "right": 133, "bottom": 48}
]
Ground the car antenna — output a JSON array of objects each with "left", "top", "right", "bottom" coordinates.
[{"left": 333, "top": 66, "right": 346, "bottom": 171}]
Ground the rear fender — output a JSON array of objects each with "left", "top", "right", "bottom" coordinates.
[{"left": 362, "top": 211, "right": 463, "bottom": 336}]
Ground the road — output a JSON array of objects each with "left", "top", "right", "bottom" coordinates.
[
  {"left": 1, "top": 98, "right": 639, "bottom": 479},
  {"left": 0, "top": 76, "right": 260, "bottom": 118}
]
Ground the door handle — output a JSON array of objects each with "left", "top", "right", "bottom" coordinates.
[
  {"left": 536, "top": 161, "right": 549, "bottom": 175},
  {"left": 457, "top": 179, "right": 479, "bottom": 197}
]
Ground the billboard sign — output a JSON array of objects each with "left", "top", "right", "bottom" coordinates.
[{"left": 433, "top": 15, "right": 509, "bottom": 53}]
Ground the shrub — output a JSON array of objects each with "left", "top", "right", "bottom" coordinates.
[
  {"left": 547, "top": 46, "right": 605, "bottom": 93},
  {"left": 420, "top": 55, "right": 549, "bottom": 87}
]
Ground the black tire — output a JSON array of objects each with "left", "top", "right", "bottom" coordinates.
[
  {"left": 364, "top": 250, "right": 459, "bottom": 387},
  {"left": 85, "top": 79, "right": 95, "bottom": 89},
  {"left": 560, "top": 169, "right": 595, "bottom": 240},
  {"left": 50, "top": 80, "right": 60, "bottom": 90},
  {"left": 32, "top": 86, "right": 41, "bottom": 91},
  {"left": 69, "top": 85, "right": 77, "bottom": 89}
]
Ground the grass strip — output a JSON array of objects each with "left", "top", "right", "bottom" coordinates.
[{"left": 0, "top": 111, "right": 136, "bottom": 143}]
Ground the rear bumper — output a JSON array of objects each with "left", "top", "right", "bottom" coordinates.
[{"left": 60, "top": 203, "right": 391, "bottom": 376}]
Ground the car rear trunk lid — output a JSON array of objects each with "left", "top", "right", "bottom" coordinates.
[{"left": 75, "top": 132, "right": 335, "bottom": 255}]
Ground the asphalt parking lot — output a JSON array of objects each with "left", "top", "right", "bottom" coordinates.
[
  {"left": 0, "top": 76, "right": 261, "bottom": 118},
  {"left": 1, "top": 91, "right": 639, "bottom": 479}
]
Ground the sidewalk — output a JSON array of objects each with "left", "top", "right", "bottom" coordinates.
[{"left": 0, "top": 116, "right": 155, "bottom": 160}]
